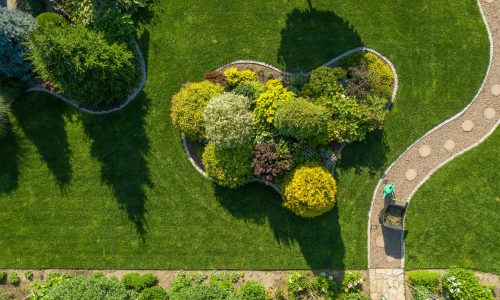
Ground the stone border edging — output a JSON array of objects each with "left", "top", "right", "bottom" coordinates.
[
  {"left": 184, "top": 48, "right": 399, "bottom": 196},
  {"left": 367, "top": 0, "right": 496, "bottom": 270},
  {"left": 25, "top": 39, "right": 147, "bottom": 115}
]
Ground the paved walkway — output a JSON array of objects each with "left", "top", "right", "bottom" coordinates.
[{"left": 368, "top": 0, "right": 500, "bottom": 298}]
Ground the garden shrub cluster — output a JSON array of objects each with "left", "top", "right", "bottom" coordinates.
[
  {"left": 286, "top": 272, "right": 367, "bottom": 300},
  {"left": 28, "top": 25, "right": 138, "bottom": 107},
  {"left": 171, "top": 54, "right": 394, "bottom": 217},
  {"left": 0, "top": 7, "right": 37, "bottom": 81},
  {"left": 407, "top": 269, "right": 495, "bottom": 300}
]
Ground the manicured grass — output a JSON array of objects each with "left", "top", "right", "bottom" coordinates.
[
  {"left": 405, "top": 129, "right": 500, "bottom": 273},
  {"left": 0, "top": 0, "right": 490, "bottom": 269}
]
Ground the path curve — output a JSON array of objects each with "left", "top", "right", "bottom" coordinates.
[
  {"left": 25, "top": 39, "right": 147, "bottom": 115},
  {"left": 368, "top": 0, "right": 499, "bottom": 298}
]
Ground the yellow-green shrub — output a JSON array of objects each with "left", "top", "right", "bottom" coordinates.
[
  {"left": 171, "top": 81, "right": 224, "bottom": 141},
  {"left": 223, "top": 67, "right": 257, "bottom": 86},
  {"left": 253, "top": 80, "right": 295, "bottom": 126},
  {"left": 282, "top": 162, "right": 337, "bottom": 218},
  {"left": 202, "top": 144, "right": 253, "bottom": 189}
]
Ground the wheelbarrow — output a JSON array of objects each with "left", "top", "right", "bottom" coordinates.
[{"left": 380, "top": 183, "right": 407, "bottom": 230}]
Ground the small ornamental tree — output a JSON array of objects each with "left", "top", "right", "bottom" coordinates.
[
  {"left": 301, "top": 66, "right": 346, "bottom": 99},
  {"left": 28, "top": 25, "right": 138, "bottom": 107},
  {"left": 252, "top": 140, "right": 293, "bottom": 183},
  {"left": 171, "top": 81, "right": 224, "bottom": 141},
  {"left": 274, "top": 98, "right": 329, "bottom": 145},
  {"left": 204, "top": 93, "right": 255, "bottom": 149},
  {"left": 282, "top": 162, "right": 337, "bottom": 218},
  {"left": 202, "top": 144, "right": 253, "bottom": 189},
  {"left": 223, "top": 67, "right": 256, "bottom": 86},
  {"left": 0, "top": 7, "right": 37, "bottom": 81},
  {"left": 253, "top": 79, "right": 295, "bottom": 126}
]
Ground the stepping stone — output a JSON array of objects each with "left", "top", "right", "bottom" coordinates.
[
  {"left": 462, "top": 120, "right": 474, "bottom": 132},
  {"left": 484, "top": 107, "right": 496, "bottom": 119},
  {"left": 492, "top": 84, "right": 500, "bottom": 96},
  {"left": 444, "top": 140, "right": 456, "bottom": 151},
  {"left": 376, "top": 235, "right": 384, "bottom": 247},
  {"left": 405, "top": 169, "right": 417, "bottom": 181},
  {"left": 419, "top": 145, "right": 431, "bottom": 157}
]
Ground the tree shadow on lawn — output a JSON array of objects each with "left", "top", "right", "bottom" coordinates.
[
  {"left": 82, "top": 92, "right": 152, "bottom": 238},
  {"left": 278, "top": 3, "right": 363, "bottom": 72},
  {"left": 12, "top": 93, "right": 72, "bottom": 191},
  {"left": 0, "top": 121, "right": 21, "bottom": 193},
  {"left": 337, "top": 130, "right": 389, "bottom": 178},
  {"left": 214, "top": 183, "right": 345, "bottom": 269}
]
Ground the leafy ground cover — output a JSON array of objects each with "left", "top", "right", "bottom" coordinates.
[
  {"left": 0, "top": 0, "right": 490, "bottom": 269},
  {"left": 405, "top": 129, "right": 500, "bottom": 273}
]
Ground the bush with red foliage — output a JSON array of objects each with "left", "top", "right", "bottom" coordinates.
[
  {"left": 252, "top": 140, "right": 293, "bottom": 182},
  {"left": 203, "top": 71, "right": 229, "bottom": 87}
]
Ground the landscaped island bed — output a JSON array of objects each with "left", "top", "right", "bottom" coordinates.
[{"left": 0, "top": 0, "right": 494, "bottom": 279}]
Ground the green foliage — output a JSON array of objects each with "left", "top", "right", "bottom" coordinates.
[
  {"left": 203, "top": 93, "right": 255, "bottom": 149},
  {"left": 122, "top": 272, "right": 158, "bottom": 292},
  {"left": 443, "top": 268, "right": 494, "bottom": 300},
  {"left": 35, "top": 12, "right": 67, "bottom": 29},
  {"left": 407, "top": 270, "right": 442, "bottom": 293},
  {"left": 286, "top": 272, "right": 310, "bottom": 300},
  {"left": 38, "top": 274, "right": 137, "bottom": 300},
  {"left": 171, "top": 81, "right": 224, "bottom": 141},
  {"left": 223, "top": 68, "right": 257, "bottom": 86},
  {"left": 24, "top": 271, "right": 34, "bottom": 280},
  {"left": 274, "top": 98, "right": 329, "bottom": 145},
  {"left": 139, "top": 286, "right": 168, "bottom": 300},
  {"left": 170, "top": 284, "right": 231, "bottom": 300},
  {"left": 0, "top": 272, "right": 4, "bottom": 281},
  {"left": 7, "top": 272, "right": 20, "bottom": 285},
  {"left": 253, "top": 80, "right": 295, "bottom": 126},
  {"left": 202, "top": 144, "right": 253, "bottom": 189},
  {"left": 233, "top": 80, "right": 265, "bottom": 100},
  {"left": 238, "top": 280, "right": 269, "bottom": 300},
  {"left": 0, "top": 7, "right": 37, "bottom": 81},
  {"left": 282, "top": 162, "right": 337, "bottom": 218},
  {"left": 319, "top": 95, "right": 366, "bottom": 144},
  {"left": 341, "top": 272, "right": 363, "bottom": 294},
  {"left": 0, "top": 292, "right": 15, "bottom": 300},
  {"left": 28, "top": 25, "right": 138, "bottom": 107},
  {"left": 301, "top": 66, "right": 346, "bottom": 99}
]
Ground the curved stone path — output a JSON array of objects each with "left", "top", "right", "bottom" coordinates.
[{"left": 368, "top": 0, "right": 499, "bottom": 298}]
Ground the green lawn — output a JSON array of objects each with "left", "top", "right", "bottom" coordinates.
[
  {"left": 405, "top": 128, "right": 500, "bottom": 273},
  {"left": 0, "top": 0, "right": 490, "bottom": 269}
]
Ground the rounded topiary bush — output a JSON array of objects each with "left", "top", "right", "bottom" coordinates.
[
  {"left": 204, "top": 93, "right": 254, "bottom": 149},
  {"left": 282, "top": 162, "right": 337, "bottom": 218},
  {"left": 171, "top": 81, "right": 224, "bottom": 141},
  {"left": 274, "top": 98, "right": 329, "bottom": 145},
  {"left": 202, "top": 144, "right": 253, "bottom": 189},
  {"left": 301, "top": 66, "right": 346, "bottom": 99},
  {"left": 35, "top": 12, "right": 67, "bottom": 29},
  {"left": 0, "top": 7, "right": 37, "bottom": 81}
]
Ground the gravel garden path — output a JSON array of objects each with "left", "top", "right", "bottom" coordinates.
[{"left": 368, "top": 0, "right": 499, "bottom": 298}]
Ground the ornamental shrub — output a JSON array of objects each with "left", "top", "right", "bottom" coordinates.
[
  {"left": 35, "top": 12, "right": 67, "bottom": 29},
  {"left": 407, "top": 270, "right": 442, "bottom": 293},
  {"left": 139, "top": 286, "right": 168, "bottom": 300},
  {"left": 204, "top": 71, "right": 229, "bottom": 88},
  {"left": 239, "top": 280, "right": 269, "bottom": 300},
  {"left": 0, "top": 7, "right": 37, "bottom": 81},
  {"left": 253, "top": 80, "right": 295, "bottom": 126},
  {"left": 301, "top": 66, "right": 346, "bottom": 99},
  {"left": 7, "top": 272, "right": 20, "bottom": 285},
  {"left": 28, "top": 25, "right": 138, "bottom": 107},
  {"left": 223, "top": 67, "right": 256, "bottom": 86},
  {"left": 346, "top": 53, "right": 393, "bottom": 100},
  {"left": 169, "top": 283, "right": 231, "bottom": 300},
  {"left": 286, "top": 272, "right": 310, "bottom": 300},
  {"left": 252, "top": 140, "right": 293, "bottom": 183},
  {"left": 42, "top": 275, "right": 137, "bottom": 300},
  {"left": 274, "top": 98, "right": 329, "bottom": 145},
  {"left": 202, "top": 144, "right": 253, "bottom": 189},
  {"left": 282, "top": 162, "right": 337, "bottom": 218},
  {"left": 204, "top": 93, "right": 254, "bottom": 149},
  {"left": 443, "top": 268, "right": 494, "bottom": 300},
  {"left": 341, "top": 272, "right": 363, "bottom": 294},
  {"left": 171, "top": 81, "right": 224, "bottom": 141},
  {"left": 233, "top": 80, "right": 265, "bottom": 100},
  {"left": 122, "top": 272, "right": 157, "bottom": 292}
]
